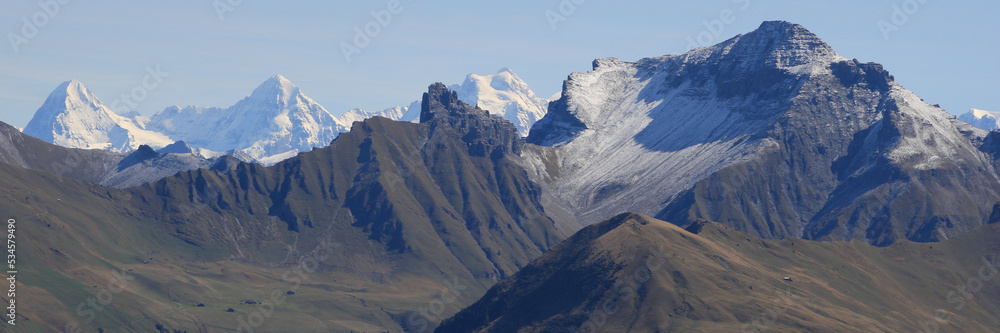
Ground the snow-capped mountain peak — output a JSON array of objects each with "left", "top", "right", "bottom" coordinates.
[
  {"left": 738, "top": 20, "right": 841, "bottom": 67},
  {"left": 60, "top": 79, "right": 99, "bottom": 106},
  {"left": 524, "top": 20, "right": 997, "bottom": 245},
  {"left": 958, "top": 108, "right": 1000, "bottom": 130},
  {"left": 33, "top": 80, "right": 104, "bottom": 125},
  {"left": 249, "top": 74, "right": 299, "bottom": 105},
  {"left": 146, "top": 74, "right": 342, "bottom": 164},
  {"left": 23, "top": 80, "right": 173, "bottom": 151},
  {"left": 24, "top": 71, "right": 551, "bottom": 165},
  {"left": 449, "top": 68, "right": 550, "bottom": 136}
]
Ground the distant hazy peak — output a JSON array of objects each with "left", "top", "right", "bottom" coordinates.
[{"left": 959, "top": 108, "right": 1000, "bottom": 130}]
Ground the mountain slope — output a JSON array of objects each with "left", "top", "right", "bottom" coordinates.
[
  {"left": 437, "top": 213, "right": 1000, "bottom": 332},
  {"left": 3, "top": 83, "right": 565, "bottom": 332},
  {"left": 147, "top": 75, "right": 343, "bottom": 163},
  {"left": 0, "top": 120, "right": 218, "bottom": 188},
  {"left": 137, "top": 83, "right": 562, "bottom": 280},
  {"left": 525, "top": 21, "right": 1000, "bottom": 245},
  {"left": 959, "top": 108, "right": 1000, "bottom": 130},
  {"left": 22, "top": 80, "right": 174, "bottom": 151},
  {"left": 450, "top": 68, "right": 550, "bottom": 136}
]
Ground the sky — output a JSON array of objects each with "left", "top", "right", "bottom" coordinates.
[{"left": 0, "top": 0, "right": 997, "bottom": 128}]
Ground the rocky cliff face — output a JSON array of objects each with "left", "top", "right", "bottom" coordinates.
[
  {"left": 422, "top": 82, "right": 523, "bottom": 160},
  {"left": 449, "top": 68, "right": 550, "bottom": 137}
]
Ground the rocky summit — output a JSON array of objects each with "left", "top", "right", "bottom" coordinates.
[{"left": 525, "top": 21, "right": 1000, "bottom": 245}]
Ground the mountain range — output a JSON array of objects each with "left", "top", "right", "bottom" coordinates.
[
  {"left": 22, "top": 70, "right": 549, "bottom": 166},
  {"left": 2, "top": 82, "right": 564, "bottom": 332},
  {"left": 0, "top": 120, "right": 232, "bottom": 188},
  {"left": 3, "top": 20, "right": 999, "bottom": 332}
]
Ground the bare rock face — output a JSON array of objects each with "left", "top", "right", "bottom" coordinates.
[{"left": 422, "top": 82, "right": 523, "bottom": 159}]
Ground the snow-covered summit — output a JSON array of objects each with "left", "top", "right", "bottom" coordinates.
[
  {"left": 449, "top": 68, "right": 550, "bottom": 136},
  {"left": 25, "top": 75, "right": 394, "bottom": 165},
  {"left": 365, "top": 68, "right": 552, "bottom": 134},
  {"left": 958, "top": 108, "right": 1000, "bottom": 130},
  {"left": 524, "top": 20, "right": 995, "bottom": 240},
  {"left": 146, "top": 74, "right": 343, "bottom": 163},
  {"left": 240, "top": 74, "right": 304, "bottom": 111},
  {"left": 23, "top": 80, "right": 173, "bottom": 152},
  {"left": 23, "top": 71, "right": 551, "bottom": 165}
]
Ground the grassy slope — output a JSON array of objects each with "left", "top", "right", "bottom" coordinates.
[
  {"left": 1, "top": 114, "right": 563, "bottom": 332},
  {"left": 438, "top": 213, "right": 1000, "bottom": 332}
]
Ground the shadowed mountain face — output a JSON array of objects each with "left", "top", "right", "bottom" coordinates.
[
  {"left": 437, "top": 213, "right": 1000, "bottom": 332},
  {"left": 3, "top": 84, "right": 563, "bottom": 332},
  {"left": 137, "top": 83, "right": 561, "bottom": 279},
  {"left": 525, "top": 21, "right": 1000, "bottom": 245},
  {"left": 0, "top": 121, "right": 219, "bottom": 188}
]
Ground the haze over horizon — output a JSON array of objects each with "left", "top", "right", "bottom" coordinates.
[{"left": 1, "top": 0, "right": 997, "bottom": 128}]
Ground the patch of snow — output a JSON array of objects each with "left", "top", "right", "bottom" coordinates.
[
  {"left": 886, "top": 87, "right": 987, "bottom": 168},
  {"left": 255, "top": 149, "right": 300, "bottom": 166}
]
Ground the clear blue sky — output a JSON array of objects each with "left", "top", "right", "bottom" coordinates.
[{"left": 1, "top": 0, "right": 997, "bottom": 128}]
